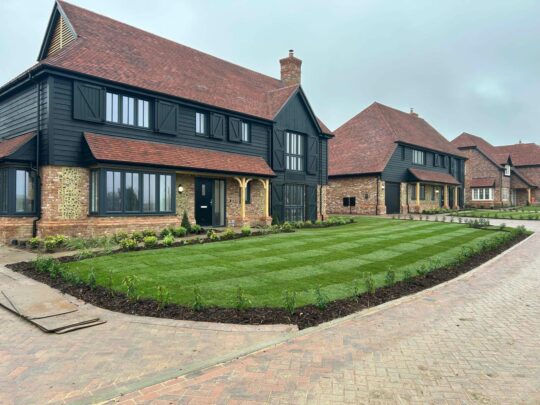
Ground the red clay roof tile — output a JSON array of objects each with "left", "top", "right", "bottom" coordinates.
[
  {"left": 409, "top": 168, "right": 461, "bottom": 185},
  {"left": 0, "top": 133, "right": 35, "bottom": 159},
  {"left": 495, "top": 143, "right": 540, "bottom": 167},
  {"left": 470, "top": 177, "right": 496, "bottom": 187},
  {"left": 84, "top": 133, "right": 275, "bottom": 177},
  {"left": 451, "top": 132, "right": 510, "bottom": 166}
]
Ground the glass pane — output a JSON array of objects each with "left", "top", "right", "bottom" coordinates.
[
  {"left": 138, "top": 100, "right": 149, "bottom": 128},
  {"left": 112, "top": 94, "right": 118, "bottom": 122},
  {"left": 159, "top": 175, "right": 172, "bottom": 212},
  {"left": 143, "top": 174, "right": 156, "bottom": 212},
  {"left": 125, "top": 172, "right": 140, "bottom": 211},
  {"left": 90, "top": 170, "right": 99, "bottom": 213},
  {"left": 0, "top": 169, "right": 8, "bottom": 212},
  {"left": 106, "top": 93, "right": 112, "bottom": 122},
  {"left": 15, "top": 170, "right": 26, "bottom": 212},
  {"left": 106, "top": 171, "right": 122, "bottom": 211}
]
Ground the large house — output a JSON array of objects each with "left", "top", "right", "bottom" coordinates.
[
  {"left": 0, "top": 1, "right": 333, "bottom": 243},
  {"left": 328, "top": 103, "right": 465, "bottom": 215},
  {"left": 451, "top": 133, "right": 538, "bottom": 207}
]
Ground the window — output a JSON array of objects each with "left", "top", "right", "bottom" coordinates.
[
  {"left": 159, "top": 174, "right": 172, "bottom": 212},
  {"left": 431, "top": 186, "right": 436, "bottom": 201},
  {"left": 143, "top": 173, "right": 156, "bottom": 212},
  {"left": 449, "top": 158, "right": 455, "bottom": 175},
  {"left": 472, "top": 188, "right": 494, "bottom": 201},
  {"left": 15, "top": 169, "right": 35, "bottom": 213},
  {"left": 343, "top": 197, "right": 356, "bottom": 207},
  {"left": 90, "top": 169, "right": 174, "bottom": 215},
  {"left": 106, "top": 91, "right": 150, "bottom": 128},
  {"left": 241, "top": 122, "right": 250, "bottom": 142},
  {"left": 125, "top": 172, "right": 140, "bottom": 212},
  {"left": 401, "top": 146, "right": 406, "bottom": 160},
  {"left": 441, "top": 155, "right": 447, "bottom": 168},
  {"left": 504, "top": 164, "right": 511, "bottom": 176},
  {"left": 285, "top": 132, "right": 304, "bottom": 171},
  {"left": 195, "top": 112, "right": 206, "bottom": 135},
  {"left": 90, "top": 170, "right": 99, "bottom": 214},
  {"left": 0, "top": 169, "right": 8, "bottom": 213},
  {"left": 412, "top": 149, "right": 425, "bottom": 165},
  {"left": 420, "top": 185, "right": 426, "bottom": 200},
  {"left": 241, "top": 182, "right": 251, "bottom": 204},
  {"left": 502, "top": 187, "right": 509, "bottom": 201},
  {"left": 284, "top": 184, "right": 305, "bottom": 222},
  {"left": 434, "top": 154, "right": 440, "bottom": 167}
]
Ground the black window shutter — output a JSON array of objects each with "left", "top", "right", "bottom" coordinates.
[
  {"left": 228, "top": 117, "right": 242, "bottom": 142},
  {"left": 210, "top": 113, "right": 225, "bottom": 139},
  {"left": 73, "top": 81, "right": 105, "bottom": 123},
  {"left": 155, "top": 101, "right": 178, "bottom": 135},
  {"left": 272, "top": 128, "right": 285, "bottom": 171},
  {"left": 306, "top": 185, "right": 317, "bottom": 221},
  {"left": 271, "top": 183, "right": 284, "bottom": 223},
  {"left": 306, "top": 137, "right": 319, "bottom": 175}
]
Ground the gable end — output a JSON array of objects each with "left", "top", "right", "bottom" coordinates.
[{"left": 38, "top": 3, "right": 77, "bottom": 61}]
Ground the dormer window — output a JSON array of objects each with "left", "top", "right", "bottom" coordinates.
[
  {"left": 504, "top": 164, "right": 511, "bottom": 176},
  {"left": 195, "top": 112, "right": 207, "bottom": 135},
  {"left": 106, "top": 92, "right": 150, "bottom": 128},
  {"left": 412, "top": 149, "right": 425, "bottom": 165}
]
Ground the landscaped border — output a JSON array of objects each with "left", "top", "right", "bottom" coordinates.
[{"left": 7, "top": 226, "right": 530, "bottom": 329}]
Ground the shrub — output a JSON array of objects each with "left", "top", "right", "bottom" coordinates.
[
  {"left": 122, "top": 275, "right": 139, "bottom": 301},
  {"left": 513, "top": 225, "right": 527, "bottom": 236},
  {"left": 143, "top": 236, "right": 158, "bottom": 248},
  {"left": 206, "top": 229, "right": 219, "bottom": 241},
  {"left": 235, "top": 286, "right": 251, "bottom": 310},
  {"left": 173, "top": 226, "right": 187, "bottom": 238},
  {"left": 314, "top": 286, "right": 328, "bottom": 310},
  {"left": 119, "top": 238, "right": 138, "bottom": 251},
  {"left": 43, "top": 236, "right": 61, "bottom": 252},
  {"left": 87, "top": 271, "right": 97, "bottom": 290},
  {"left": 294, "top": 221, "right": 305, "bottom": 228},
  {"left": 34, "top": 256, "right": 58, "bottom": 273},
  {"left": 162, "top": 234, "right": 174, "bottom": 246},
  {"left": 191, "top": 224, "right": 202, "bottom": 234},
  {"left": 76, "top": 249, "right": 94, "bottom": 260},
  {"left": 131, "top": 231, "right": 144, "bottom": 242},
  {"left": 192, "top": 287, "right": 204, "bottom": 311},
  {"left": 181, "top": 210, "right": 191, "bottom": 232},
  {"left": 222, "top": 228, "right": 235, "bottom": 240},
  {"left": 281, "top": 222, "right": 293, "bottom": 232},
  {"left": 27, "top": 237, "right": 41, "bottom": 249},
  {"left": 283, "top": 290, "right": 297, "bottom": 315},
  {"left": 156, "top": 285, "right": 170, "bottom": 310},
  {"left": 159, "top": 227, "right": 174, "bottom": 239},
  {"left": 142, "top": 229, "right": 157, "bottom": 238},
  {"left": 315, "top": 219, "right": 323, "bottom": 226},
  {"left": 114, "top": 232, "right": 129, "bottom": 243},
  {"left": 363, "top": 272, "right": 376, "bottom": 294},
  {"left": 241, "top": 225, "right": 252, "bottom": 236},
  {"left": 384, "top": 270, "right": 396, "bottom": 286},
  {"left": 304, "top": 220, "right": 313, "bottom": 227}
]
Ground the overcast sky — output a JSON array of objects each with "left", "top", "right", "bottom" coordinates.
[{"left": 1, "top": 0, "right": 539, "bottom": 145}]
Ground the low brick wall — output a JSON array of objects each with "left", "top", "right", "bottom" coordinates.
[
  {"left": 327, "top": 176, "right": 385, "bottom": 215},
  {"left": 0, "top": 217, "right": 36, "bottom": 244}
]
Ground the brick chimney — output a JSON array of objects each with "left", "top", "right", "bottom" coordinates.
[
  {"left": 280, "top": 50, "right": 302, "bottom": 86},
  {"left": 410, "top": 108, "right": 419, "bottom": 117}
]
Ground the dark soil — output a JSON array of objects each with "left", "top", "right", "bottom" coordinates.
[{"left": 6, "top": 233, "right": 528, "bottom": 330}]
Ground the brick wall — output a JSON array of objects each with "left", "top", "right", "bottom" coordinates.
[
  {"left": 327, "top": 176, "right": 385, "bottom": 215},
  {"left": 226, "top": 178, "right": 268, "bottom": 226},
  {"left": 176, "top": 174, "right": 195, "bottom": 224},
  {"left": 0, "top": 217, "right": 35, "bottom": 245},
  {"left": 317, "top": 185, "right": 328, "bottom": 220},
  {"left": 515, "top": 166, "right": 540, "bottom": 203},
  {"left": 41, "top": 166, "right": 89, "bottom": 220},
  {"left": 405, "top": 183, "right": 442, "bottom": 213}
]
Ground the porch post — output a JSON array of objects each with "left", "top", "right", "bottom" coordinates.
[
  {"left": 453, "top": 187, "right": 459, "bottom": 209},
  {"left": 444, "top": 184, "right": 449, "bottom": 209},
  {"left": 416, "top": 182, "right": 420, "bottom": 206},
  {"left": 234, "top": 177, "right": 249, "bottom": 222},
  {"left": 528, "top": 188, "right": 532, "bottom": 205},
  {"left": 258, "top": 178, "right": 270, "bottom": 218}
]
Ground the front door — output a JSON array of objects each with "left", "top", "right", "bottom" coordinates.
[
  {"left": 195, "top": 178, "right": 213, "bottom": 226},
  {"left": 385, "top": 182, "right": 400, "bottom": 214},
  {"left": 448, "top": 186, "right": 455, "bottom": 208}
]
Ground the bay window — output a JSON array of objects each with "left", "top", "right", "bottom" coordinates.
[
  {"left": 472, "top": 187, "right": 493, "bottom": 201},
  {"left": 0, "top": 168, "right": 36, "bottom": 215},
  {"left": 90, "top": 169, "right": 174, "bottom": 215}
]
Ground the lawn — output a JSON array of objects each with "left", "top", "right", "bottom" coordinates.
[
  {"left": 61, "top": 217, "right": 511, "bottom": 308},
  {"left": 456, "top": 205, "right": 540, "bottom": 220}
]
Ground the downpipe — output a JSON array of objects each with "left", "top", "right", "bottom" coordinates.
[{"left": 31, "top": 74, "right": 42, "bottom": 237}]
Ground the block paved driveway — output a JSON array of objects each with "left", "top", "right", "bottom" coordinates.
[
  {"left": 114, "top": 219, "right": 540, "bottom": 404},
  {"left": 0, "top": 248, "right": 295, "bottom": 405}
]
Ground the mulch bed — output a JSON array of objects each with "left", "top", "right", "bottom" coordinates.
[{"left": 6, "top": 233, "right": 528, "bottom": 330}]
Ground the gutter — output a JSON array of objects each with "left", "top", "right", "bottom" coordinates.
[{"left": 30, "top": 73, "right": 42, "bottom": 237}]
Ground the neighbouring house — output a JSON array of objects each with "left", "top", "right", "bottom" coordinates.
[
  {"left": 451, "top": 133, "right": 537, "bottom": 207},
  {"left": 328, "top": 103, "right": 466, "bottom": 215},
  {"left": 0, "top": 1, "right": 333, "bottom": 243}
]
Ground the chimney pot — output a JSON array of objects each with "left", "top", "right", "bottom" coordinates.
[
  {"left": 280, "top": 50, "right": 302, "bottom": 86},
  {"left": 410, "top": 108, "right": 419, "bottom": 117}
]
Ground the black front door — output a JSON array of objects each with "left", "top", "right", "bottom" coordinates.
[
  {"left": 195, "top": 178, "right": 213, "bottom": 226},
  {"left": 385, "top": 182, "right": 400, "bottom": 214},
  {"left": 449, "top": 186, "right": 454, "bottom": 208}
]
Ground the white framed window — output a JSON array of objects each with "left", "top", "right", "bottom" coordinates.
[
  {"left": 472, "top": 187, "right": 494, "bottom": 201},
  {"left": 137, "top": 100, "right": 149, "bottom": 128},
  {"left": 106, "top": 92, "right": 149, "bottom": 128},
  {"left": 412, "top": 149, "right": 425, "bottom": 165},
  {"left": 106, "top": 92, "right": 119, "bottom": 123},
  {"left": 504, "top": 164, "right": 511, "bottom": 176},
  {"left": 285, "top": 132, "right": 304, "bottom": 171},
  {"left": 241, "top": 122, "right": 250, "bottom": 142},
  {"left": 195, "top": 112, "right": 206, "bottom": 135}
]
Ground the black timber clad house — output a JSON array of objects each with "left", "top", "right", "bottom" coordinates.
[{"left": 0, "top": 1, "right": 332, "bottom": 243}]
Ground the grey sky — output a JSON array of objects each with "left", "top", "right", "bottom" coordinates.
[{"left": 1, "top": 0, "right": 539, "bottom": 145}]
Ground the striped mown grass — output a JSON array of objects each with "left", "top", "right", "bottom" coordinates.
[
  {"left": 456, "top": 205, "right": 540, "bottom": 220},
  {"left": 61, "top": 217, "right": 510, "bottom": 308}
]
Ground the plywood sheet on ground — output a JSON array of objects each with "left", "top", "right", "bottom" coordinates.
[
  {"left": 2, "top": 284, "right": 78, "bottom": 319},
  {"left": 31, "top": 311, "right": 101, "bottom": 332}
]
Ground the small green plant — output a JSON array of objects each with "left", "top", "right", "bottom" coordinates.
[
  {"left": 173, "top": 226, "right": 187, "bottom": 238},
  {"left": 191, "top": 224, "right": 202, "bottom": 234},
  {"left": 43, "top": 236, "right": 59, "bottom": 252},
  {"left": 240, "top": 225, "right": 252, "bottom": 236},
  {"left": 304, "top": 220, "right": 313, "bottom": 227},
  {"left": 34, "top": 256, "right": 57, "bottom": 273},
  {"left": 281, "top": 222, "right": 293, "bottom": 232},
  {"left": 159, "top": 227, "right": 173, "bottom": 239},
  {"left": 87, "top": 270, "right": 97, "bottom": 290},
  {"left": 192, "top": 287, "right": 204, "bottom": 311},
  {"left": 143, "top": 236, "right": 158, "bottom": 248},
  {"left": 120, "top": 238, "right": 138, "bottom": 251},
  {"left": 162, "top": 234, "right": 174, "bottom": 246},
  {"left": 181, "top": 210, "right": 191, "bottom": 232},
  {"left": 131, "top": 231, "right": 144, "bottom": 242},
  {"left": 27, "top": 237, "right": 41, "bottom": 249},
  {"left": 222, "top": 228, "right": 235, "bottom": 240},
  {"left": 314, "top": 285, "right": 328, "bottom": 310},
  {"left": 122, "top": 275, "right": 139, "bottom": 301},
  {"left": 206, "top": 229, "right": 219, "bottom": 241},
  {"left": 283, "top": 289, "right": 297, "bottom": 315},
  {"left": 235, "top": 286, "right": 251, "bottom": 310},
  {"left": 142, "top": 229, "right": 157, "bottom": 238},
  {"left": 106, "top": 270, "right": 114, "bottom": 292},
  {"left": 363, "top": 272, "right": 376, "bottom": 294},
  {"left": 76, "top": 249, "right": 94, "bottom": 260},
  {"left": 156, "top": 285, "right": 170, "bottom": 310},
  {"left": 416, "top": 263, "right": 429, "bottom": 276},
  {"left": 114, "top": 231, "right": 129, "bottom": 243},
  {"left": 403, "top": 270, "right": 413, "bottom": 281},
  {"left": 384, "top": 269, "right": 396, "bottom": 286}
]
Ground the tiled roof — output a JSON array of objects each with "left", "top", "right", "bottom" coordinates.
[
  {"left": 470, "top": 178, "right": 496, "bottom": 187},
  {"left": 513, "top": 168, "right": 537, "bottom": 188},
  {"left": 28, "top": 1, "right": 332, "bottom": 134},
  {"left": 0, "top": 133, "right": 35, "bottom": 159},
  {"left": 408, "top": 168, "right": 461, "bottom": 185},
  {"left": 329, "top": 102, "right": 464, "bottom": 176},
  {"left": 84, "top": 133, "right": 275, "bottom": 177},
  {"left": 495, "top": 143, "right": 540, "bottom": 167},
  {"left": 451, "top": 132, "right": 510, "bottom": 166}
]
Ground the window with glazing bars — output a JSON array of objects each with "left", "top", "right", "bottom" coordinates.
[
  {"left": 285, "top": 132, "right": 304, "bottom": 171},
  {"left": 284, "top": 184, "right": 305, "bottom": 222}
]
